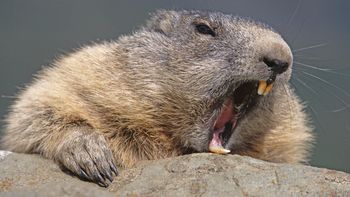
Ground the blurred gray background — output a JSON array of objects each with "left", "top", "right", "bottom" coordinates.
[{"left": 0, "top": 0, "right": 349, "bottom": 172}]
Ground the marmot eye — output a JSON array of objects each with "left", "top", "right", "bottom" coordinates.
[{"left": 195, "top": 24, "right": 216, "bottom": 37}]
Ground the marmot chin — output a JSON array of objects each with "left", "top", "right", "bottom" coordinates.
[{"left": 1, "top": 10, "right": 314, "bottom": 186}]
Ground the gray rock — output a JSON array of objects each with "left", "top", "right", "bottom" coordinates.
[
  {"left": 0, "top": 151, "right": 349, "bottom": 197},
  {"left": 0, "top": 151, "right": 11, "bottom": 161},
  {"left": 0, "top": 150, "right": 113, "bottom": 197}
]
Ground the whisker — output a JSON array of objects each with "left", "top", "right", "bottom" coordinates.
[
  {"left": 292, "top": 75, "right": 333, "bottom": 109},
  {"left": 294, "top": 61, "right": 332, "bottom": 71},
  {"left": 1, "top": 95, "right": 17, "bottom": 99},
  {"left": 307, "top": 104, "right": 326, "bottom": 133},
  {"left": 287, "top": 0, "right": 302, "bottom": 26},
  {"left": 330, "top": 93, "right": 350, "bottom": 112},
  {"left": 292, "top": 43, "right": 328, "bottom": 53},
  {"left": 292, "top": 75, "right": 319, "bottom": 95},
  {"left": 301, "top": 71, "right": 350, "bottom": 97},
  {"left": 325, "top": 90, "right": 350, "bottom": 112},
  {"left": 332, "top": 106, "right": 350, "bottom": 113},
  {"left": 298, "top": 71, "right": 350, "bottom": 112},
  {"left": 290, "top": 80, "right": 326, "bottom": 134},
  {"left": 282, "top": 83, "right": 293, "bottom": 134},
  {"left": 294, "top": 61, "right": 350, "bottom": 77},
  {"left": 294, "top": 55, "right": 331, "bottom": 60}
]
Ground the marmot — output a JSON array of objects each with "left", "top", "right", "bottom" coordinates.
[{"left": 1, "top": 10, "right": 314, "bottom": 186}]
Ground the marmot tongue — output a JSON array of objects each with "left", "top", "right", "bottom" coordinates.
[{"left": 209, "top": 99, "right": 234, "bottom": 154}]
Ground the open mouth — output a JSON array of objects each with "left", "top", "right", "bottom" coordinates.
[{"left": 208, "top": 77, "right": 276, "bottom": 154}]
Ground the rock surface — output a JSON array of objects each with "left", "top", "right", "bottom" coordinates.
[{"left": 0, "top": 150, "right": 349, "bottom": 197}]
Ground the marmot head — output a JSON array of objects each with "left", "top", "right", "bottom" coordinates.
[{"left": 121, "top": 10, "right": 293, "bottom": 154}]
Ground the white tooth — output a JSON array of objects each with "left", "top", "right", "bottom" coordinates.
[
  {"left": 263, "top": 83, "right": 274, "bottom": 96},
  {"left": 258, "top": 80, "right": 267, "bottom": 95},
  {"left": 209, "top": 145, "right": 231, "bottom": 154}
]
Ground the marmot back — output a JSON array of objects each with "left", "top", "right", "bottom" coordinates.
[{"left": 1, "top": 10, "right": 314, "bottom": 186}]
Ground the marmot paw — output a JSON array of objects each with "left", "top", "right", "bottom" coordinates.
[{"left": 56, "top": 132, "right": 118, "bottom": 187}]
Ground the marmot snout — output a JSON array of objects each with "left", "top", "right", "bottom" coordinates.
[{"left": 1, "top": 10, "right": 313, "bottom": 186}]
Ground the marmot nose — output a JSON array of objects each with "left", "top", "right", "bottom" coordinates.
[
  {"left": 259, "top": 39, "right": 292, "bottom": 75},
  {"left": 263, "top": 57, "right": 289, "bottom": 74}
]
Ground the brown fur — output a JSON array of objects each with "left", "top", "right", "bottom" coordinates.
[{"left": 1, "top": 10, "right": 314, "bottom": 186}]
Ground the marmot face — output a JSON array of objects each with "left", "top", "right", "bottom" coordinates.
[{"left": 143, "top": 10, "right": 293, "bottom": 154}]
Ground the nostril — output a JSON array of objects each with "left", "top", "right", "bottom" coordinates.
[{"left": 263, "top": 57, "right": 289, "bottom": 74}]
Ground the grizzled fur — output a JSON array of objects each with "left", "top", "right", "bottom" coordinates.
[{"left": 1, "top": 10, "right": 313, "bottom": 186}]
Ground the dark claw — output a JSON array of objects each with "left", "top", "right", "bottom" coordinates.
[
  {"left": 105, "top": 178, "right": 112, "bottom": 186},
  {"left": 97, "top": 181, "right": 108, "bottom": 188},
  {"left": 111, "top": 164, "right": 118, "bottom": 176},
  {"left": 105, "top": 170, "right": 113, "bottom": 182},
  {"left": 98, "top": 173, "right": 105, "bottom": 183},
  {"left": 94, "top": 173, "right": 106, "bottom": 186},
  {"left": 99, "top": 177, "right": 111, "bottom": 187},
  {"left": 79, "top": 169, "right": 89, "bottom": 180}
]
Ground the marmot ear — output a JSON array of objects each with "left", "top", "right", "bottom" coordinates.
[{"left": 146, "top": 10, "right": 179, "bottom": 35}]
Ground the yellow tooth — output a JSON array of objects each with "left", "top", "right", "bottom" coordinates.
[
  {"left": 263, "top": 83, "right": 274, "bottom": 96},
  {"left": 209, "top": 145, "right": 231, "bottom": 154},
  {"left": 258, "top": 80, "right": 267, "bottom": 95}
]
